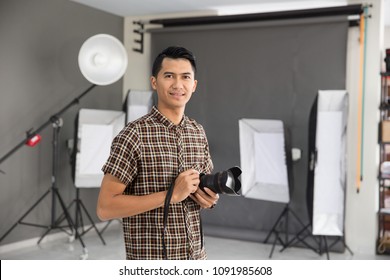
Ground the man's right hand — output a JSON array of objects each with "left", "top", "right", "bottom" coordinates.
[{"left": 171, "top": 169, "right": 200, "bottom": 203}]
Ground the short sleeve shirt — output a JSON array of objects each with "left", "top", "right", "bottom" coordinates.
[{"left": 102, "top": 106, "right": 213, "bottom": 260}]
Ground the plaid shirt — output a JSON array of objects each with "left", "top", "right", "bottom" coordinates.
[{"left": 102, "top": 106, "right": 213, "bottom": 260}]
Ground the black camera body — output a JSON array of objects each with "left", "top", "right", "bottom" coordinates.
[{"left": 199, "top": 166, "right": 242, "bottom": 196}]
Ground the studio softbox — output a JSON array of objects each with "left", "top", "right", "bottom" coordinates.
[
  {"left": 239, "top": 119, "right": 291, "bottom": 203},
  {"left": 307, "top": 90, "right": 348, "bottom": 236},
  {"left": 124, "top": 89, "right": 154, "bottom": 123},
  {"left": 73, "top": 108, "right": 125, "bottom": 188}
]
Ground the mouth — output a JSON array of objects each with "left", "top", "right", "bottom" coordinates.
[{"left": 170, "top": 92, "right": 185, "bottom": 97}]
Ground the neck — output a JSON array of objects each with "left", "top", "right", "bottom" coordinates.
[{"left": 157, "top": 105, "right": 185, "bottom": 125}]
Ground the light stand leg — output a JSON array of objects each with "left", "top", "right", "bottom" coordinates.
[
  {"left": 264, "top": 204, "right": 322, "bottom": 258},
  {"left": 0, "top": 189, "right": 51, "bottom": 242},
  {"left": 264, "top": 205, "right": 288, "bottom": 244},
  {"left": 327, "top": 236, "right": 354, "bottom": 257},
  {"left": 319, "top": 236, "right": 330, "bottom": 260},
  {"left": 279, "top": 223, "right": 320, "bottom": 254},
  {"left": 56, "top": 188, "right": 107, "bottom": 246},
  {"left": 264, "top": 205, "right": 292, "bottom": 258},
  {"left": 0, "top": 118, "right": 87, "bottom": 258},
  {"left": 73, "top": 189, "right": 106, "bottom": 245}
]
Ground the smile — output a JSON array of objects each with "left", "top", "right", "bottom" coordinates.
[{"left": 170, "top": 92, "right": 185, "bottom": 97}]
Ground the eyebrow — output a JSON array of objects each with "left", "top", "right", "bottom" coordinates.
[{"left": 163, "top": 71, "right": 193, "bottom": 76}]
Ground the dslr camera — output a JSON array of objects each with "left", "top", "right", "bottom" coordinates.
[{"left": 199, "top": 166, "right": 242, "bottom": 196}]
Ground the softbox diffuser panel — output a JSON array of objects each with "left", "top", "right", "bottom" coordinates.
[
  {"left": 125, "top": 89, "right": 154, "bottom": 123},
  {"left": 312, "top": 90, "right": 348, "bottom": 236},
  {"left": 74, "top": 109, "right": 125, "bottom": 188},
  {"left": 239, "top": 119, "right": 289, "bottom": 203}
]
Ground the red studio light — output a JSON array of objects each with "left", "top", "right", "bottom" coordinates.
[{"left": 25, "top": 134, "right": 42, "bottom": 147}]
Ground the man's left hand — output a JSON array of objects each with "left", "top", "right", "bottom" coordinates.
[{"left": 190, "top": 187, "right": 219, "bottom": 209}]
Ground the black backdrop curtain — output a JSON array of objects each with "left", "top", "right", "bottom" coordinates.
[{"left": 150, "top": 16, "right": 348, "bottom": 242}]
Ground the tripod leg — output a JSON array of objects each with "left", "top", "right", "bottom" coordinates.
[
  {"left": 51, "top": 188, "right": 87, "bottom": 250},
  {"left": 264, "top": 206, "right": 287, "bottom": 243},
  {"left": 280, "top": 223, "right": 309, "bottom": 252},
  {"left": 99, "top": 220, "right": 113, "bottom": 235},
  {"left": 328, "top": 236, "right": 354, "bottom": 256},
  {"left": 36, "top": 189, "right": 72, "bottom": 244},
  {"left": 79, "top": 199, "right": 106, "bottom": 245},
  {"left": 54, "top": 200, "right": 76, "bottom": 231},
  {"left": 321, "top": 236, "right": 330, "bottom": 260},
  {"left": 269, "top": 231, "right": 281, "bottom": 258},
  {"left": 0, "top": 189, "right": 51, "bottom": 243},
  {"left": 344, "top": 241, "right": 354, "bottom": 256}
]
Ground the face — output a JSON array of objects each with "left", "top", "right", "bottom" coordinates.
[{"left": 151, "top": 57, "right": 197, "bottom": 112}]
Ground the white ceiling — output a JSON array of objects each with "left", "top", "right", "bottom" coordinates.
[
  {"left": 69, "top": 0, "right": 347, "bottom": 16},
  {"left": 70, "top": 0, "right": 390, "bottom": 25}
]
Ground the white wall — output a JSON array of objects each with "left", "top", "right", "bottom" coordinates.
[
  {"left": 123, "top": 16, "right": 152, "bottom": 96},
  {"left": 123, "top": 1, "right": 386, "bottom": 255},
  {"left": 385, "top": 26, "right": 390, "bottom": 48}
]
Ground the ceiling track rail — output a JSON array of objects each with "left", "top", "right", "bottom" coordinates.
[{"left": 149, "top": 4, "right": 364, "bottom": 28}]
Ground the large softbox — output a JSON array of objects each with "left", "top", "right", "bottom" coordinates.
[
  {"left": 239, "top": 119, "right": 291, "bottom": 203},
  {"left": 73, "top": 108, "right": 125, "bottom": 188},
  {"left": 307, "top": 90, "right": 348, "bottom": 236}
]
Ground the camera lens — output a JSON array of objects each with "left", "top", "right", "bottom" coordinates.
[{"left": 199, "top": 167, "right": 241, "bottom": 196}]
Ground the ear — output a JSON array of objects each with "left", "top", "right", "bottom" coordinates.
[
  {"left": 150, "top": 76, "right": 157, "bottom": 90},
  {"left": 192, "top": 79, "right": 198, "bottom": 93}
]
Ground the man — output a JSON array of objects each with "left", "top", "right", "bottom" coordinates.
[{"left": 97, "top": 46, "right": 219, "bottom": 260}]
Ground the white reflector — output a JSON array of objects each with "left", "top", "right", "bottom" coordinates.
[
  {"left": 74, "top": 109, "right": 125, "bottom": 188},
  {"left": 78, "top": 34, "right": 128, "bottom": 85},
  {"left": 239, "top": 119, "right": 290, "bottom": 203}
]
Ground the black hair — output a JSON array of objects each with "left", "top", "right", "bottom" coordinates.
[{"left": 152, "top": 46, "right": 197, "bottom": 77}]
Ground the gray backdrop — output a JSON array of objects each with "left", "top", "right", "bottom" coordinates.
[
  {"left": 0, "top": 0, "right": 123, "bottom": 245},
  {"left": 150, "top": 17, "right": 348, "bottom": 242}
]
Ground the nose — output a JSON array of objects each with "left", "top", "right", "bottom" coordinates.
[{"left": 172, "top": 77, "right": 183, "bottom": 89}]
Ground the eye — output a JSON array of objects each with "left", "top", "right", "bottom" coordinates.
[{"left": 164, "top": 74, "right": 173, "bottom": 78}]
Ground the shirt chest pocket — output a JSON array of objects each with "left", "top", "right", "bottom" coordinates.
[{"left": 181, "top": 142, "right": 206, "bottom": 169}]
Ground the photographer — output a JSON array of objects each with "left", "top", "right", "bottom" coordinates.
[{"left": 97, "top": 46, "right": 219, "bottom": 260}]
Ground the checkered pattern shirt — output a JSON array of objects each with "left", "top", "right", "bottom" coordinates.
[{"left": 102, "top": 106, "right": 213, "bottom": 260}]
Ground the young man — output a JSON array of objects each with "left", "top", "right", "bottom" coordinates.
[{"left": 97, "top": 46, "right": 219, "bottom": 260}]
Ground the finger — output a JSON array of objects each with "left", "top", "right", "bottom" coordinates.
[
  {"left": 195, "top": 191, "right": 217, "bottom": 208},
  {"left": 202, "top": 187, "right": 219, "bottom": 198},
  {"left": 190, "top": 194, "right": 208, "bottom": 208},
  {"left": 183, "top": 169, "right": 200, "bottom": 176}
]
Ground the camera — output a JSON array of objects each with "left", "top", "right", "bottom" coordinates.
[{"left": 199, "top": 166, "right": 242, "bottom": 196}]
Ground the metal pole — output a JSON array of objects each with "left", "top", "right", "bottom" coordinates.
[{"left": 0, "top": 84, "right": 96, "bottom": 166}]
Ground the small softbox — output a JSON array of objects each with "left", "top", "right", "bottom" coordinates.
[
  {"left": 73, "top": 109, "right": 125, "bottom": 188},
  {"left": 239, "top": 119, "right": 291, "bottom": 203}
]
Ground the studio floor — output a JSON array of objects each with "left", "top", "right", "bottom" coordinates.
[{"left": 1, "top": 220, "right": 389, "bottom": 260}]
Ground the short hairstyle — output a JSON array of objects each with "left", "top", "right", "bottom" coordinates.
[{"left": 152, "top": 46, "right": 197, "bottom": 77}]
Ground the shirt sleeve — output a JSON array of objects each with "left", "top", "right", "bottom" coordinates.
[{"left": 101, "top": 126, "right": 140, "bottom": 186}]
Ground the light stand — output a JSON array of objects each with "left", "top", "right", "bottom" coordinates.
[
  {"left": 263, "top": 204, "right": 319, "bottom": 258},
  {"left": 56, "top": 188, "right": 106, "bottom": 246},
  {"left": 0, "top": 34, "right": 127, "bottom": 258},
  {"left": 61, "top": 108, "right": 125, "bottom": 245},
  {"left": 284, "top": 90, "right": 353, "bottom": 260},
  {"left": 239, "top": 119, "right": 319, "bottom": 258},
  {"left": 0, "top": 85, "right": 97, "bottom": 257}
]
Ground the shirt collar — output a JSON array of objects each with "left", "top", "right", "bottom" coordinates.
[{"left": 151, "top": 106, "right": 187, "bottom": 129}]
